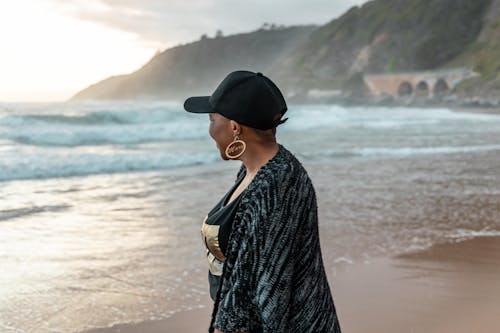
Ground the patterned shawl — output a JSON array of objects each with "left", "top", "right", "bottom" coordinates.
[{"left": 208, "top": 144, "right": 342, "bottom": 333}]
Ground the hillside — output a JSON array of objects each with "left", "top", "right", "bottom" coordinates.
[
  {"left": 71, "top": 0, "right": 499, "bottom": 102},
  {"left": 71, "top": 26, "right": 316, "bottom": 101},
  {"left": 270, "top": 0, "right": 492, "bottom": 94},
  {"left": 450, "top": 0, "right": 500, "bottom": 100}
]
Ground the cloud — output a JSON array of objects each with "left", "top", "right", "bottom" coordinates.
[{"left": 51, "top": 0, "right": 368, "bottom": 49}]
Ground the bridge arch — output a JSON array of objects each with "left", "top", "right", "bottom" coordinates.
[
  {"left": 398, "top": 81, "right": 413, "bottom": 97},
  {"left": 433, "top": 78, "right": 450, "bottom": 97},
  {"left": 416, "top": 81, "right": 429, "bottom": 97},
  {"left": 363, "top": 68, "right": 476, "bottom": 99}
]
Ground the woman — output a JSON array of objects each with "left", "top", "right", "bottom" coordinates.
[{"left": 184, "top": 70, "right": 341, "bottom": 333}]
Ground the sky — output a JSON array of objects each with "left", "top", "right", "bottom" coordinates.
[{"left": 0, "top": 0, "right": 368, "bottom": 102}]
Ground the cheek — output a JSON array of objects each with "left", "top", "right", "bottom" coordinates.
[
  {"left": 209, "top": 122, "right": 229, "bottom": 147},
  {"left": 208, "top": 123, "right": 215, "bottom": 139}
]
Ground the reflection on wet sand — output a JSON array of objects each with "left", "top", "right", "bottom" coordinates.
[{"left": 80, "top": 149, "right": 500, "bottom": 333}]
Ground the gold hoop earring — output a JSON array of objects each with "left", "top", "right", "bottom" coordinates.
[{"left": 225, "top": 134, "right": 246, "bottom": 159}]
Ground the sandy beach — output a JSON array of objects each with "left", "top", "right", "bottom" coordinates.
[
  {"left": 3, "top": 103, "right": 500, "bottom": 333},
  {"left": 82, "top": 236, "right": 500, "bottom": 333},
  {"left": 80, "top": 148, "right": 500, "bottom": 333}
]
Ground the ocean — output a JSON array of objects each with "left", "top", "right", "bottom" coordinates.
[{"left": 1, "top": 101, "right": 500, "bottom": 332}]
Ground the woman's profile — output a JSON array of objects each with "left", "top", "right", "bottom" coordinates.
[{"left": 184, "top": 70, "right": 341, "bottom": 333}]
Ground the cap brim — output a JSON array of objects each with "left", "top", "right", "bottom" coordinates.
[{"left": 183, "top": 96, "right": 213, "bottom": 113}]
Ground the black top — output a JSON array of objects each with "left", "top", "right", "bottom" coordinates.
[
  {"left": 205, "top": 172, "right": 245, "bottom": 255},
  {"left": 206, "top": 172, "right": 245, "bottom": 301}
]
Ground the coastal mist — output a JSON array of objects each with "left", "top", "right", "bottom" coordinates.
[{"left": 1, "top": 101, "right": 500, "bottom": 332}]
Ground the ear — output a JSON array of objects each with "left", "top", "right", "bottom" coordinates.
[{"left": 229, "top": 120, "right": 241, "bottom": 136}]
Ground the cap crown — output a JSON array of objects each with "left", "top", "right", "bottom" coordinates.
[{"left": 209, "top": 71, "right": 287, "bottom": 130}]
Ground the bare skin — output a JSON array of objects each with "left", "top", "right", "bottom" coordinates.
[{"left": 208, "top": 112, "right": 279, "bottom": 333}]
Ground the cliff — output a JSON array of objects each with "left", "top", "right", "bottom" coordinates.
[{"left": 71, "top": 0, "right": 499, "bottom": 102}]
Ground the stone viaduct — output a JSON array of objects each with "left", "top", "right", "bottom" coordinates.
[{"left": 363, "top": 67, "right": 477, "bottom": 98}]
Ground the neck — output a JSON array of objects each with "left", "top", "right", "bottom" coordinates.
[{"left": 240, "top": 141, "right": 279, "bottom": 175}]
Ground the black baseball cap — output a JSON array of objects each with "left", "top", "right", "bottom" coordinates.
[{"left": 183, "top": 70, "right": 288, "bottom": 130}]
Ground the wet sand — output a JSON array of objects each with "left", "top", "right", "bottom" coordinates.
[
  {"left": 81, "top": 306, "right": 213, "bottom": 333},
  {"left": 81, "top": 148, "right": 500, "bottom": 333},
  {"left": 335, "top": 236, "right": 500, "bottom": 333},
  {"left": 82, "top": 236, "right": 500, "bottom": 333}
]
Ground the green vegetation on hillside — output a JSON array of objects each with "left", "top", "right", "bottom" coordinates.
[
  {"left": 278, "top": 0, "right": 491, "bottom": 75},
  {"left": 72, "top": 0, "right": 499, "bottom": 102}
]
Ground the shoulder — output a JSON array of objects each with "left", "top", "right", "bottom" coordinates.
[
  {"left": 267, "top": 145, "right": 313, "bottom": 189},
  {"left": 244, "top": 145, "right": 314, "bottom": 202},
  {"left": 234, "top": 146, "right": 317, "bottom": 236}
]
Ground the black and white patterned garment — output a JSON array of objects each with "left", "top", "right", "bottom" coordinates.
[{"left": 208, "top": 144, "right": 342, "bottom": 333}]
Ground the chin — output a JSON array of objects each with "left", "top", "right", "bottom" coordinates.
[
  {"left": 215, "top": 143, "right": 229, "bottom": 160},
  {"left": 220, "top": 151, "right": 229, "bottom": 161}
]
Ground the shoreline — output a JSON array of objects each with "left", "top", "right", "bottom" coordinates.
[
  {"left": 78, "top": 147, "right": 500, "bottom": 333},
  {"left": 451, "top": 105, "right": 500, "bottom": 115},
  {"left": 3, "top": 103, "right": 500, "bottom": 333},
  {"left": 289, "top": 96, "right": 500, "bottom": 115},
  {"left": 79, "top": 235, "right": 500, "bottom": 333},
  {"left": 292, "top": 94, "right": 500, "bottom": 114}
]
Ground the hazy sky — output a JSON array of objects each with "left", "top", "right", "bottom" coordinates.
[{"left": 0, "top": 0, "right": 368, "bottom": 102}]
